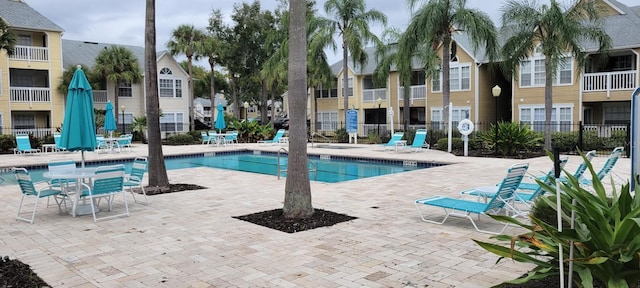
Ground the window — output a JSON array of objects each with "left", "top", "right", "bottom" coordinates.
[
  {"left": 17, "top": 35, "right": 31, "bottom": 46},
  {"left": 0, "top": 114, "right": 4, "bottom": 132},
  {"left": 431, "top": 64, "right": 471, "bottom": 92},
  {"left": 158, "top": 68, "right": 183, "bottom": 98},
  {"left": 519, "top": 105, "right": 573, "bottom": 132},
  {"left": 339, "top": 77, "right": 353, "bottom": 97},
  {"left": 603, "top": 103, "right": 631, "bottom": 124},
  {"left": 13, "top": 114, "right": 35, "bottom": 129},
  {"left": 315, "top": 83, "right": 338, "bottom": 98},
  {"left": 118, "top": 82, "right": 132, "bottom": 97},
  {"left": 316, "top": 111, "right": 338, "bottom": 131},
  {"left": 520, "top": 56, "right": 573, "bottom": 87},
  {"left": 430, "top": 107, "right": 470, "bottom": 130},
  {"left": 160, "top": 112, "right": 185, "bottom": 133}
]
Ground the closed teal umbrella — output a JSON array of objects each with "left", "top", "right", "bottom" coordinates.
[
  {"left": 60, "top": 66, "right": 97, "bottom": 167},
  {"left": 214, "top": 103, "right": 226, "bottom": 133},
  {"left": 103, "top": 100, "right": 117, "bottom": 137}
]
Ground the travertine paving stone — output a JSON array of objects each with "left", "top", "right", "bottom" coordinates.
[{"left": 0, "top": 143, "right": 631, "bottom": 287}]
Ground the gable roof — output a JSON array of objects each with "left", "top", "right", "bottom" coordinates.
[
  {"left": 0, "top": 0, "right": 63, "bottom": 32},
  {"left": 582, "top": 0, "right": 640, "bottom": 51},
  {"left": 62, "top": 39, "right": 146, "bottom": 70}
]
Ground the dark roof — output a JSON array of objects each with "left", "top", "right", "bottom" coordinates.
[
  {"left": 0, "top": 0, "right": 63, "bottom": 32},
  {"left": 61, "top": 39, "right": 167, "bottom": 70}
]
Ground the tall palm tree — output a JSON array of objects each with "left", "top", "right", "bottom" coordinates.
[
  {"left": 501, "top": 0, "right": 611, "bottom": 150},
  {"left": 0, "top": 18, "right": 16, "bottom": 56},
  {"left": 318, "top": 0, "right": 387, "bottom": 123},
  {"left": 94, "top": 46, "right": 142, "bottom": 126},
  {"left": 168, "top": 24, "right": 205, "bottom": 131},
  {"left": 400, "top": 0, "right": 497, "bottom": 130},
  {"left": 283, "top": 0, "right": 312, "bottom": 219},
  {"left": 145, "top": 0, "right": 169, "bottom": 188},
  {"left": 202, "top": 11, "right": 226, "bottom": 129},
  {"left": 374, "top": 27, "right": 439, "bottom": 132}
]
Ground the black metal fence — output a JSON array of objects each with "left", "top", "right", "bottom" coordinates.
[{"left": 311, "top": 120, "right": 630, "bottom": 157}]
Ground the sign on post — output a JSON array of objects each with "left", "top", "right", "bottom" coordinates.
[
  {"left": 632, "top": 88, "right": 640, "bottom": 191},
  {"left": 346, "top": 109, "right": 358, "bottom": 133}
]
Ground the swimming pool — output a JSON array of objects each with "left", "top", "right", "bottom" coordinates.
[{"left": 0, "top": 151, "right": 445, "bottom": 184}]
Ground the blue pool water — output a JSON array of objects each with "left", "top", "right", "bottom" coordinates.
[{"left": 0, "top": 151, "right": 443, "bottom": 184}]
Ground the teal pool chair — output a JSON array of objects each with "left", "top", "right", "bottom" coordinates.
[
  {"left": 46, "top": 159, "right": 77, "bottom": 203},
  {"left": 414, "top": 163, "right": 529, "bottom": 234},
  {"left": 13, "top": 167, "right": 66, "bottom": 224},
  {"left": 400, "top": 129, "right": 428, "bottom": 152},
  {"left": 201, "top": 131, "right": 210, "bottom": 145},
  {"left": 516, "top": 156, "right": 568, "bottom": 191},
  {"left": 124, "top": 157, "right": 148, "bottom": 204},
  {"left": 53, "top": 133, "right": 67, "bottom": 152},
  {"left": 14, "top": 134, "right": 40, "bottom": 155},
  {"left": 78, "top": 165, "right": 129, "bottom": 222},
  {"left": 117, "top": 134, "right": 133, "bottom": 151},
  {"left": 374, "top": 132, "right": 404, "bottom": 151},
  {"left": 258, "top": 129, "right": 286, "bottom": 145},
  {"left": 580, "top": 147, "right": 624, "bottom": 187}
]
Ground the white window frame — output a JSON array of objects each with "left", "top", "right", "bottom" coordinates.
[
  {"left": 430, "top": 106, "right": 471, "bottom": 130},
  {"left": 0, "top": 113, "right": 4, "bottom": 131},
  {"left": 519, "top": 104, "right": 573, "bottom": 132},
  {"left": 118, "top": 81, "right": 133, "bottom": 98},
  {"left": 13, "top": 114, "right": 35, "bottom": 129},
  {"left": 159, "top": 67, "right": 183, "bottom": 98},
  {"left": 431, "top": 63, "right": 471, "bottom": 92},
  {"left": 519, "top": 54, "right": 573, "bottom": 87},
  {"left": 316, "top": 111, "right": 338, "bottom": 132},
  {"left": 160, "top": 112, "right": 185, "bottom": 133}
]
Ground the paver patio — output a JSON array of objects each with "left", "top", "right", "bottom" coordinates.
[{"left": 0, "top": 143, "right": 632, "bottom": 287}]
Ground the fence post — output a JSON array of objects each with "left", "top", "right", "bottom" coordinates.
[{"left": 578, "top": 121, "right": 583, "bottom": 153}]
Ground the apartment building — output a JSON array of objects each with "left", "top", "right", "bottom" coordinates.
[
  {"left": 312, "top": 0, "right": 639, "bottom": 138},
  {"left": 0, "top": 0, "right": 190, "bottom": 138}
]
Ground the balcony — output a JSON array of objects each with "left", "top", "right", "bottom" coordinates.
[
  {"left": 399, "top": 85, "right": 427, "bottom": 102},
  {"left": 583, "top": 70, "right": 637, "bottom": 93},
  {"left": 362, "top": 88, "right": 387, "bottom": 102},
  {"left": 10, "top": 87, "right": 51, "bottom": 103},
  {"left": 93, "top": 90, "right": 108, "bottom": 103},
  {"left": 9, "top": 46, "right": 49, "bottom": 62}
]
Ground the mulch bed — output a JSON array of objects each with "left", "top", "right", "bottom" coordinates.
[
  {"left": 0, "top": 256, "right": 50, "bottom": 287},
  {"left": 233, "top": 208, "right": 357, "bottom": 233}
]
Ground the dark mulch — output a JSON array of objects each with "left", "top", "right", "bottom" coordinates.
[
  {"left": 0, "top": 256, "right": 50, "bottom": 287},
  {"left": 233, "top": 208, "right": 357, "bottom": 233},
  {"left": 142, "top": 183, "right": 207, "bottom": 195}
]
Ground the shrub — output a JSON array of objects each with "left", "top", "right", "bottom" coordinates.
[
  {"left": 367, "top": 132, "right": 381, "bottom": 144},
  {"left": 551, "top": 131, "right": 578, "bottom": 153},
  {"left": 0, "top": 135, "right": 15, "bottom": 153},
  {"left": 475, "top": 154, "right": 640, "bottom": 287},
  {"left": 188, "top": 130, "right": 203, "bottom": 140},
  {"left": 334, "top": 128, "right": 349, "bottom": 143},
  {"left": 435, "top": 137, "right": 464, "bottom": 151},
  {"left": 478, "top": 122, "right": 543, "bottom": 156},
  {"left": 165, "top": 134, "right": 195, "bottom": 145}
]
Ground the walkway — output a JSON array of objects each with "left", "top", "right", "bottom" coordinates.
[{"left": 0, "top": 143, "right": 631, "bottom": 287}]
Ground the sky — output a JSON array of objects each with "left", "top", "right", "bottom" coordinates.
[{"left": 25, "top": 0, "right": 638, "bottom": 67}]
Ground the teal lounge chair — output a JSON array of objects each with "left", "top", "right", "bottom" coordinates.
[
  {"left": 399, "top": 129, "right": 429, "bottom": 152},
  {"left": 414, "top": 163, "right": 529, "bottom": 234},
  {"left": 14, "top": 134, "right": 40, "bottom": 155},
  {"left": 580, "top": 147, "right": 624, "bottom": 186},
  {"left": 374, "top": 132, "right": 404, "bottom": 151},
  {"left": 53, "top": 133, "right": 67, "bottom": 152},
  {"left": 258, "top": 129, "right": 286, "bottom": 145}
]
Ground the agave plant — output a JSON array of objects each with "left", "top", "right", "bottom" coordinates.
[{"left": 474, "top": 154, "right": 640, "bottom": 288}]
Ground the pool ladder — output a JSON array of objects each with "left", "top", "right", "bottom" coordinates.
[{"left": 277, "top": 148, "right": 317, "bottom": 180}]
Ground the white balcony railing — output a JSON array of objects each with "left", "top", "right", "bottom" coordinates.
[
  {"left": 8, "top": 45, "right": 49, "bottom": 62},
  {"left": 93, "top": 90, "right": 108, "bottom": 103},
  {"left": 10, "top": 87, "right": 51, "bottom": 103},
  {"left": 362, "top": 88, "right": 387, "bottom": 102},
  {"left": 583, "top": 70, "right": 637, "bottom": 92},
  {"left": 399, "top": 85, "right": 427, "bottom": 101}
]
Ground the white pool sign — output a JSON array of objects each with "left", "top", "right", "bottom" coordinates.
[{"left": 632, "top": 88, "right": 640, "bottom": 191}]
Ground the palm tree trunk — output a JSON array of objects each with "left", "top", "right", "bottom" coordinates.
[
  {"left": 145, "top": 0, "right": 169, "bottom": 188},
  {"left": 402, "top": 78, "right": 411, "bottom": 131},
  {"left": 342, "top": 38, "right": 349, "bottom": 128},
  {"left": 283, "top": 0, "right": 312, "bottom": 219},
  {"left": 209, "top": 61, "right": 216, "bottom": 129},
  {"left": 113, "top": 82, "right": 119, "bottom": 129},
  {"left": 544, "top": 58, "right": 553, "bottom": 151},
  {"left": 442, "top": 35, "right": 451, "bottom": 132},
  {"left": 187, "top": 57, "right": 194, "bottom": 131}
]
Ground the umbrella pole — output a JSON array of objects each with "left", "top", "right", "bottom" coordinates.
[
  {"left": 81, "top": 151, "right": 86, "bottom": 168},
  {"left": 553, "top": 148, "right": 565, "bottom": 288}
]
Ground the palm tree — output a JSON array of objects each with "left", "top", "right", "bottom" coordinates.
[
  {"left": 318, "top": 0, "right": 387, "bottom": 123},
  {"left": 283, "top": 0, "right": 313, "bottom": 219},
  {"left": 168, "top": 24, "right": 205, "bottom": 132},
  {"left": 0, "top": 18, "right": 16, "bottom": 56},
  {"left": 202, "top": 11, "right": 226, "bottom": 129},
  {"left": 400, "top": 0, "right": 497, "bottom": 130},
  {"left": 94, "top": 46, "right": 142, "bottom": 126},
  {"left": 145, "top": 0, "right": 170, "bottom": 188},
  {"left": 501, "top": 0, "right": 611, "bottom": 150},
  {"left": 374, "top": 28, "right": 440, "bottom": 132}
]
